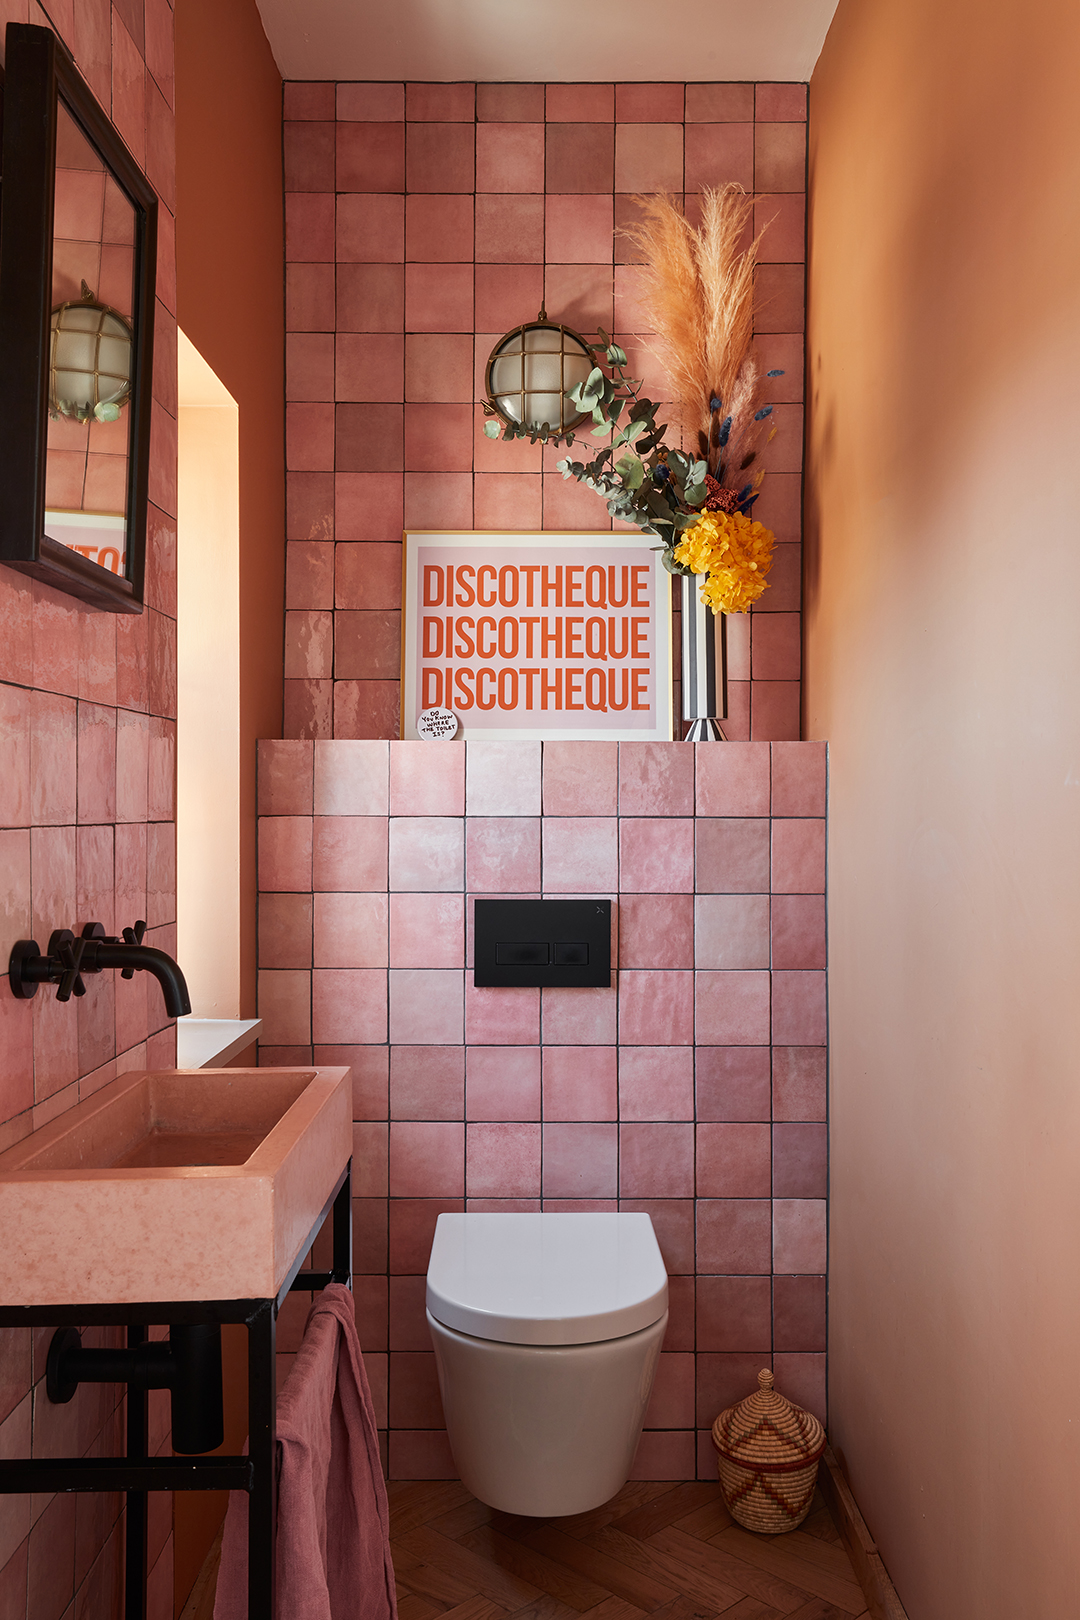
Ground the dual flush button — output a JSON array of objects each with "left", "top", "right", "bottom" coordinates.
[{"left": 475, "top": 899, "right": 611, "bottom": 988}]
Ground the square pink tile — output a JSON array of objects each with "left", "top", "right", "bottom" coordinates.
[
  {"left": 464, "top": 983, "right": 540, "bottom": 1045},
  {"left": 287, "top": 331, "right": 334, "bottom": 400},
  {"left": 773, "top": 1199, "right": 827, "bottom": 1274},
  {"left": 754, "top": 122, "right": 807, "bottom": 192},
  {"left": 618, "top": 971, "right": 694, "bottom": 1046},
  {"left": 751, "top": 613, "right": 801, "bottom": 682},
  {"left": 388, "top": 969, "right": 464, "bottom": 1044},
  {"left": 389, "top": 1273, "right": 431, "bottom": 1350},
  {"left": 695, "top": 894, "right": 770, "bottom": 969},
  {"left": 542, "top": 1123, "right": 617, "bottom": 1198},
  {"left": 465, "top": 740, "right": 542, "bottom": 815},
  {"left": 336, "top": 194, "right": 405, "bottom": 263},
  {"left": 476, "top": 84, "right": 545, "bottom": 122},
  {"left": 620, "top": 1124, "right": 694, "bottom": 1198},
  {"left": 772, "top": 1353, "right": 826, "bottom": 1427},
  {"left": 476, "top": 123, "right": 544, "bottom": 192},
  {"left": 619, "top": 819, "right": 694, "bottom": 894},
  {"left": 466, "top": 1047, "right": 541, "bottom": 1120},
  {"left": 389, "top": 1199, "right": 463, "bottom": 1273},
  {"left": 288, "top": 263, "right": 335, "bottom": 330},
  {"left": 405, "top": 195, "right": 474, "bottom": 263},
  {"left": 404, "top": 263, "right": 473, "bottom": 334},
  {"left": 618, "top": 1048, "right": 694, "bottom": 1122},
  {"left": 406, "top": 83, "right": 475, "bottom": 121},
  {"left": 771, "top": 741, "right": 827, "bottom": 817},
  {"left": 754, "top": 265, "right": 805, "bottom": 335},
  {"left": 467, "top": 1122, "right": 542, "bottom": 1198},
  {"left": 695, "top": 970, "right": 771, "bottom": 1045},
  {"left": 312, "top": 969, "right": 388, "bottom": 1045},
  {"left": 335, "top": 403, "right": 404, "bottom": 472},
  {"left": 259, "top": 893, "right": 313, "bottom": 970},
  {"left": 335, "top": 334, "right": 404, "bottom": 402},
  {"left": 614, "top": 124, "right": 683, "bottom": 192},
  {"left": 545, "top": 195, "right": 614, "bottom": 264},
  {"left": 257, "top": 970, "right": 311, "bottom": 1046},
  {"left": 312, "top": 816, "right": 388, "bottom": 891},
  {"left": 389, "top": 818, "right": 464, "bottom": 892},
  {"left": 695, "top": 819, "right": 771, "bottom": 894},
  {"left": 405, "top": 333, "right": 473, "bottom": 403},
  {"left": 754, "top": 194, "right": 806, "bottom": 265},
  {"left": 389, "top": 740, "right": 465, "bottom": 815},
  {"left": 695, "top": 1198, "right": 772, "bottom": 1274},
  {"left": 545, "top": 85, "right": 614, "bottom": 122},
  {"left": 258, "top": 817, "right": 313, "bottom": 892},
  {"left": 353, "top": 1122, "right": 389, "bottom": 1197},
  {"left": 616, "top": 83, "right": 685, "bottom": 120},
  {"left": 696, "top": 1123, "right": 771, "bottom": 1198},
  {"left": 337, "top": 84, "right": 405, "bottom": 121},
  {"left": 388, "top": 1351, "right": 445, "bottom": 1429},
  {"left": 389, "top": 1046, "right": 465, "bottom": 1120},
  {"left": 543, "top": 741, "right": 617, "bottom": 815},
  {"left": 630, "top": 1430, "right": 696, "bottom": 1482},
  {"left": 545, "top": 125, "right": 613, "bottom": 192},
  {"left": 773, "top": 1275, "right": 826, "bottom": 1353},
  {"left": 695, "top": 1046, "right": 771, "bottom": 1122},
  {"left": 541, "top": 987, "right": 617, "bottom": 1046},
  {"left": 337, "top": 1046, "right": 390, "bottom": 1119},
  {"left": 389, "top": 893, "right": 464, "bottom": 969},
  {"left": 695, "top": 742, "right": 770, "bottom": 815},
  {"left": 618, "top": 743, "right": 694, "bottom": 817},
  {"left": 335, "top": 544, "right": 402, "bottom": 612},
  {"left": 542, "top": 1045, "right": 617, "bottom": 1121},
  {"left": 474, "top": 265, "right": 545, "bottom": 334},
  {"left": 771, "top": 971, "right": 826, "bottom": 1045},
  {"left": 542, "top": 819, "right": 617, "bottom": 892},
  {"left": 288, "top": 541, "right": 335, "bottom": 609},
  {"left": 313, "top": 740, "right": 389, "bottom": 815},
  {"left": 772, "top": 1046, "right": 826, "bottom": 1122},
  {"left": 642, "top": 1351, "right": 695, "bottom": 1428},
  {"left": 684, "top": 123, "right": 754, "bottom": 193},
  {"left": 617, "top": 894, "right": 694, "bottom": 971},
  {"left": 30, "top": 691, "right": 76, "bottom": 825},
  {"left": 0, "top": 684, "right": 31, "bottom": 829},
  {"left": 286, "top": 83, "right": 336, "bottom": 120},
  {"left": 336, "top": 263, "right": 403, "bottom": 333},
  {"left": 313, "top": 892, "right": 389, "bottom": 968},
  {"left": 756, "top": 83, "right": 808, "bottom": 121},
  {"left": 472, "top": 472, "right": 543, "bottom": 531},
  {"left": 389, "top": 1121, "right": 465, "bottom": 1197},
  {"left": 286, "top": 402, "right": 334, "bottom": 471},
  {"left": 771, "top": 893, "right": 825, "bottom": 970},
  {"left": 404, "top": 472, "right": 473, "bottom": 530},
  {"left": 403, "top": 403, "right": 474, "bottom": 472},
  {"left": 466, "top": 818, "right": 541, "bottom": 892},
  {"left": 696, "top": 1276, "right": 772, "bottom": 1352},
  {"left": 773, "top": 1123, "right": 827, "bottom": 1200},
  {"left": 474, "top": 193, "right": 545, "bottom": 264},
  {"left": 286, "top": 193, "right": 335, "bottom": 262},
  {"left": 619, "top": 1198, "right": 694, "bottom": 1276},
  {"left": 406, "top": 123, "right": 474, "bottom": 192}
]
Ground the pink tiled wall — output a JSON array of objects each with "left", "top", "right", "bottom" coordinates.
[
  {"left": 282, "top": 82, "right": 806, "bottom": 744},
  {"left": 257, "top": 737, "right": 827, "bottom": 1479},
  {"left": 0, "top": 4, "right": 179, "bottom": 1617}
]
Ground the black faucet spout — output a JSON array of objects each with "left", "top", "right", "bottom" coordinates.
[{"left": 84, "top": 941, "right": 192, "bottom": 1017}]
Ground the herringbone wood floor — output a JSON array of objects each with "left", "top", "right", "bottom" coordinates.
[{"left": 388, "top": 1479, "right": 871, "bottom": 1620}]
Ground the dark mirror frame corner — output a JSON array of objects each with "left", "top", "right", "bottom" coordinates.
[{"left": 0, "top": 22, "right": 158, "bottom": 614}]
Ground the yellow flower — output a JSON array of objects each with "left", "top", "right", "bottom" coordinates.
[{"left": 673, "top": 508, "right": 775, "bottom": 614}]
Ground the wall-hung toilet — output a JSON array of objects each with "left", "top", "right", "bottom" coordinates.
[{"left": 426, "top": 1211, "right": 668, "bottom": 1517}]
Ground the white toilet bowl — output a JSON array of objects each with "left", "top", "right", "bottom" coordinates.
[{"left": 426, "top": 1212, "right": 668, "bottom": 1516}]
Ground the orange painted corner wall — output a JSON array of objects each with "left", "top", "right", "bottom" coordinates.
[
  {"left": 806, "top": 0, "right": 1080, "bottom": 1615},
  {"left": 173, "top": 3, "right": 283, "bottom": 1606},
  {"left": 174, "top": 0, "right": 285, "bottom": 1029}
]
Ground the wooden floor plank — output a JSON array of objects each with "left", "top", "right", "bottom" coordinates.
[
  {"left": 393, "top": 1560, "right": 484, "bottom": 1608},
  {"left": 392, "top": 1482, "right": 475, "bottom": 1534},
  {"left": 461, "top": 1524, "right": 613, "bottom": 1612},
  {"left": 709, "top": 1530, "right": 866, "bottom": 1615},
  {"left": 437, "top": 1598, "right": 509, "bottom": 1620},
  {"left": 554, "top": 1482, "right": 673, "bottom": 1540},
  {"left": 432, "top": 1497, "right": 497, "bottom": 1539},
  {"left": 611, "top": 1484, "right": 728, "bottom": 1542},
  {"left": 778, "top": 1533, "right": 865, "bottom": 1581},
  {"left": 574, "top": 1596, "right": 649, "bottom": 1620},
  {"left": 718, "top": 1601, "right": 791, "bottom": 1620},
  {"left": 586, "top": 1525, "right": 744, "bottom": 1615},
  {"left": 399, "top": 1526, "right": 548, "bottom": 1612},
  {"left": 521, "top": 1524, "right": 681, "bottom": 1612},
  {"left": 669, "top": 1500, "right": 736, "bottom": 1544},
  {"left": 785, "top": 1603, "right": 868, "bottom": 1620},
  {"left": 502, "top": 1594, "right": 584, "bottom": 1620},
  {"left": 644, "top": 1528, "right": 810, "bottom": 1617},
  {"left": 398, "top": 1595, "right": 448, "bottom": 1620}
]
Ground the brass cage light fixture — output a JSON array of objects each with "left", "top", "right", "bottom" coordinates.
[
  {"left": 483, "top": 309, "right": 595, "bottom": 438},
  {"left": 49, "top": 279, "right": 133, "bottom": 425}
]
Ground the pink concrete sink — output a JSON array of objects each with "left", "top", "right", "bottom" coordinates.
[{"left": 0, "top": 1067, "right": 352, "bottom": 1306}]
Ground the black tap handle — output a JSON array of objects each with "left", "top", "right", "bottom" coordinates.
[
  {"left": 120, "top": 920, "right": 147, "bottom": 977},
  {"left": 56, "top": 937, "right": 87, "bottom": 1003}
]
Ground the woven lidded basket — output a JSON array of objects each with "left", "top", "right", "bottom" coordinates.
[{"left": 711, "top": 1368, "right": 826, "bottom": 1534}]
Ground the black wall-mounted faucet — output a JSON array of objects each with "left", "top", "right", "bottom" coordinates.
[{"left": 9, "top": 921, "right": 192, "bottom": 1017}]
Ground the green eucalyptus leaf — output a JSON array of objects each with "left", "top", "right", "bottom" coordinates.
[
  {"left": 684, "top": 481, "right": 707, "bottom": 507},
  {"left": 605, "top": 344, "right": 628, "bottom": 367},
  {"left": 483, "top": 420, "right": 501, "bottom": 439}
]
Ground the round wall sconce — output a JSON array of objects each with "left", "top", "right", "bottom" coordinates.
[
  {"left": 484, "top": 309, "right": 595, "bottom": 437},
  {"left": 49, "top": 279, "right": 133, "bottom": 424}
]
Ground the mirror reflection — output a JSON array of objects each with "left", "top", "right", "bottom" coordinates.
[{"left": 44, "top": 99, "right": 136, "bottom": 578}]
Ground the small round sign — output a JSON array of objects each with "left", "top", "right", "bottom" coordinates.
[{"left": 416, "top": 707, "right": 459, "bottom": 741}]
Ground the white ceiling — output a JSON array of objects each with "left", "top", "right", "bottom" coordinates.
[{"left": 254, "top": 0, "right": 839, "bottom": 84}]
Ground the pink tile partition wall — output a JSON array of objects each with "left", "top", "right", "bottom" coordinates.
[
  {"left": 257, "top": 737, "right": 827, "bottom": 1481},
  {"left": 282, "top": 82, "right": 806, "bottom": 744},
  {"left": 0, "top": 9, "right": 179, "bottom": 1618}
]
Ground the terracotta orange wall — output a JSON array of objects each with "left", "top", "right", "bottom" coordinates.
[
  {"left": 806, "top": 0, "right": 1080, "bottom": 1613},
  {"left": 174, "top": 0, "right": 284, "bottom": 1023}
]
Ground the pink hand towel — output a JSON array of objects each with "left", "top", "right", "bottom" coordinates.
[{"left": 215, "top": 1284, "right": 397, "bottom": 1620}]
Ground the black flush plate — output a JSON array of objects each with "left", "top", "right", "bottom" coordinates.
[{"left": 474, "top": 899, "right": 612, "bottom": 988}]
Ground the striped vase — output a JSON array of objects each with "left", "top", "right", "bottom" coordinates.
[{"left": 680, "top": 574, "right": 727, "bottom": 741}]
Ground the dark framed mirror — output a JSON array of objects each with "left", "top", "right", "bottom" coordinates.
[{"left": 0, "top": 23, "right": 157, "bottom": 613}]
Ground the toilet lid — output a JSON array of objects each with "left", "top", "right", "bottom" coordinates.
[{"left": 426, "top": 1212, "right": 668, "bottom": 1345}]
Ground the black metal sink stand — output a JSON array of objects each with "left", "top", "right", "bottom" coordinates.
[{"left": 0, "top": 1158, "right": 352, "bottom": 1620}]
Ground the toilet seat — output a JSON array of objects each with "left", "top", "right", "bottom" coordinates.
[{"left": 426, "top": 1211, "right": 668, "bottom": 1346}]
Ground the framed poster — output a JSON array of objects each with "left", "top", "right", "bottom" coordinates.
[{"left": 402, "top": 531, "right": 673, "bottom": 742}]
